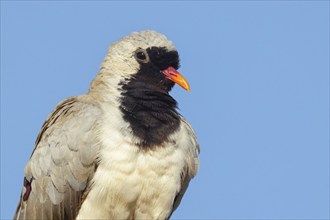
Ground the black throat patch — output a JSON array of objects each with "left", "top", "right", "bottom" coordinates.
[
  {"left": 120, "top": 79, "right": 181, "bottom": 148},
  {"left": 119, "top": 47, "right": 181, "bottom": 148}
]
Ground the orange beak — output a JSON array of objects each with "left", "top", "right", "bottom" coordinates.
[{"left": 161, "top": 66, "right": 190, "bottom": 92}]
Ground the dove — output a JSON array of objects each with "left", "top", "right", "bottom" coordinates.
[{"left": 14, "top": 30, "right": 199, "bottom": 220}]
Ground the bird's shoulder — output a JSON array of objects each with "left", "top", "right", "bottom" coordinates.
[
  {"left": 178, "top": 115, "right": 200, "bottom": 177},
  {"left": 34, "top": 95, "right": 101, "bottom": 148},
  {"left": 24, "top": 94, "right": 102, "bottom": 203},
  {"left": 15, "top": 95, "right": 103, "bottom": 219},
  {"left": 166, "top": 116, "right": 199, "bottom": 217}
]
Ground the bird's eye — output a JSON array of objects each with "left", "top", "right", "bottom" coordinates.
[
  {"left": 135, "top": 49, "right": 149, "bottom": 63},
  {"left": 136, "top": 51, "right": 146, "bottom": 60}
]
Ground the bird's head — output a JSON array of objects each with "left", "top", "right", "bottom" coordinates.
[{"left": 94, "top": 30, "right": 190, "bottom": 94}]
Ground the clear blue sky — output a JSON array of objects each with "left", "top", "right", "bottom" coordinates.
[{"left": 1, "top": 1, "right": 329, "bottom": 219}]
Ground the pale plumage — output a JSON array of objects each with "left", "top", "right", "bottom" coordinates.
[{"left": 15, "top": 30, "right": 199, "bottom": 220}]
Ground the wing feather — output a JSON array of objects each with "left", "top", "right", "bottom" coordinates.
[
  {"left": 168, "top": 116, "right": 200, "bottom": 219},
  {"left": 14, "top": 96, "right": 101, "bottom": 220}
]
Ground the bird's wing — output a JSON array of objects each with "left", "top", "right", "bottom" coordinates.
[
  {"left": 14, "top": 96, "right": 102, "bottom": 220},
  {"left": 169, "top": 116, "right": 200, "bottom": 218}
]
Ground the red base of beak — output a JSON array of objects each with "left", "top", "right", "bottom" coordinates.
[{"left": 161, "top": 66, "right": 190, "bottom": 92}]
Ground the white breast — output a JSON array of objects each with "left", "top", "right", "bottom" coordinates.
[{"left": 76, "top": 103, "right": 187, "bottom": 220}]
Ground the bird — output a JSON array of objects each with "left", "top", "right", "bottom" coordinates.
[{"left": 14, "top": 30, "right": 199, "bottom": 220}]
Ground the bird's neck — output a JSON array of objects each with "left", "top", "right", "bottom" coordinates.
[
  {"left": 88, "top": 71, "right": 124, "bottom": 103},
  {"left": 119, "top": 84, "right": 181, "bottom": 148}
]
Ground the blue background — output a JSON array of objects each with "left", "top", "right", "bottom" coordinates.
[{"left": 1, "top": 1, "right": 329, "bottom": 219}]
